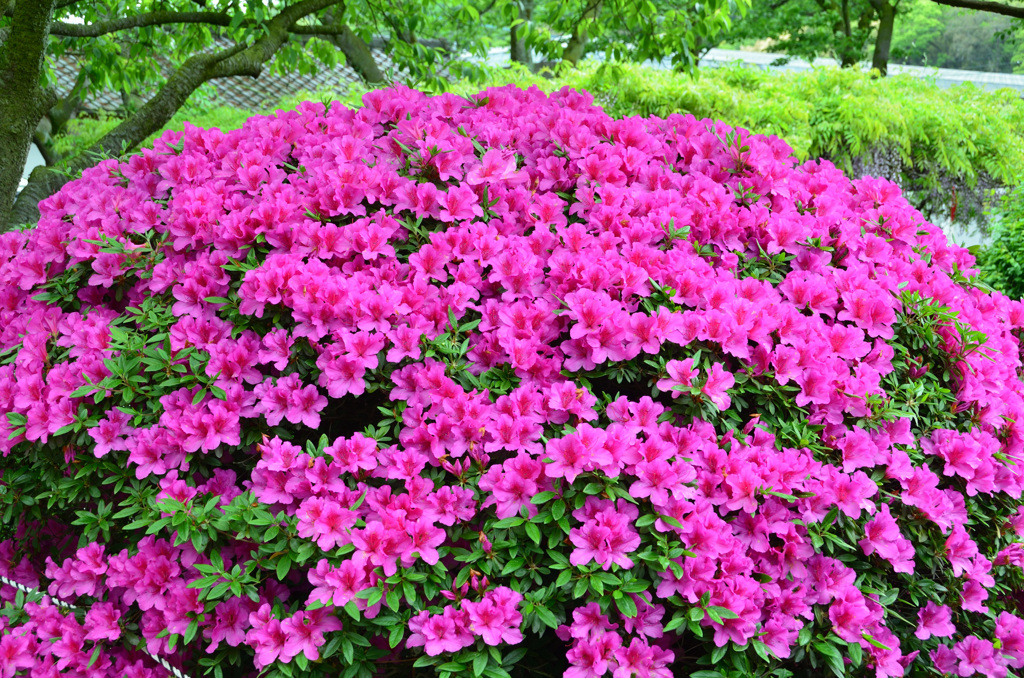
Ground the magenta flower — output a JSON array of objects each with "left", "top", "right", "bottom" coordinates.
[
  {"left": 915, "top": 602, "right": 955, "bottom": 640},
  {"left": 701, "top": 362, "right": 735, "bottom": 410},
  {"left": 280, "top": 609, "right": 343, "bottom": 662},
  {"left": 656, "top": 358, "right": 697, "bottom": 397}
]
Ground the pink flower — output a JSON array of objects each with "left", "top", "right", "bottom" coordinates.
[
  {"left": 0, "top": 633, "right": 37, "bottom": 678},
  {"left": 953, "top": 636, "right": 1002, "bottom": 678},
  {"left": 280, "top": 609, "right": 343, "bottom": 662},
  {"left": 915, "top": 602, "right": 955, "bottom": 640},
  {"left": 407, "top": 608, "right": 474, "bottom": 656},
  {"left": 566, "top": 633, "right": 622, "bottom": 678},
  {"left": 859, "top": 504, "right": 915, "bottom": 573},
  {"left": 829, "top": 469, "right": 877, "bottom": 519},
  {"left": 701, "top": 362, "right": 734, "bottom": 410},
  {"left": 247, "top": 608, "right": 289, "bottom": 669},
  {"left": 466, "top": 149, "right": 527, "bottom": 186},
  {"left": 83, "top": 602, "right": 122, "bottom": 642},
  {"left": 464, "top": 586, "right": 524, "bottom": 645},
  {"left": 656, "top": 358, "right": 697, "bottom": 397},
  {"left": 206, "top": 597, "right": 252, "bottom": 652}
]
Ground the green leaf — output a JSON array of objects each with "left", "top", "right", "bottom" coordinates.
[
  {"left": 861, "top": 632, "right": 892, "bottom": 651},
  {"left": 389, "top": 624, "right": 405, "bottom": 648},
  {"left": 438, "top": 663, "right": 466, "bottom": 673},
  {"left": 524, "top": 521, "right": 541, "bottom": 545},
  {"left": 847, "top": 641, "right": 863, "bottom": 667},
  {"left": 707, "top": 605, "right": 739, "bottom": 620},
  {"left": 615, "top": 594, "right": 638, "bottom": 618},
  {"left": 574, "top": 577, "right": 589, "bottom": 599},
  {"left": 658, "top": 514, "right": 683, "bottom": 529},
  {"left": 473, "top": 653, "right": 489, "bottom": 677},
  {"left": 534, "top": 605, "right": 559, "bottom": 629},
  {"left": 86, "top": 645, "right": 102, "bottom": 668},
  {"left": 493, "top": 517, "right": 523, "bottom": 529}
]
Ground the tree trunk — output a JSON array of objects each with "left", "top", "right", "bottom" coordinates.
[
  {"left": 869, "top": 0, "right": 896, "bottom": 75},
  {"left": 836, "top": 0, "right": 860, "bottom": 66},
  {"left": 10, "top": 48, "right": 234, "bottom": 227},
  {"left": 8, "top": 0, "right": 341, "bottom": 229},
  {"left": 510, "top": 0, "right": 533, "bottom": 68},
  {"left": 561, "top": 0, "right": 602, "bottom": 66},
  {"left": 0, "top": 0, "right": 57, "bottom": 231}
]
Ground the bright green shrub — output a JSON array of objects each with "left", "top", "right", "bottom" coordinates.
[{"left": 486, "top": 63, "right": 1024, "bottom": 231}]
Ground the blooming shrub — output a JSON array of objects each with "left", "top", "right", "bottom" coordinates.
[{"left": 2, "top": 84, "right": 1024, "bottom": 678}]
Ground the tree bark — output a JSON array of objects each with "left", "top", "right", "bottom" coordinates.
[
  {"left": 868, "top": 0, "right": 896, "bottom": 76},
  {"left": 7, "top": 0, "right": 343, "bottom": 229},
  {"left": 329, "top": 25, "right": 384, "bottom": 82},
  {"left": 561, "top": 0, "right": 602, "bottom": 66},
  {"left": 836, "top": 0, "right": 859, "bottom": 67},
  {"left": 50, "top": 11, "right": 231, "bottom": 38},
  {"left": 0, "top": 0, "right": 58, "bottom": 231},
  {"left": 927, "top": 0, "right": 1024, "bottom": 18},
  {"left": 510, "top": 0, "right": 534, "bottom": 68},
  {"left": 318, "top": 10, "right": 384, "bottom": 83}
]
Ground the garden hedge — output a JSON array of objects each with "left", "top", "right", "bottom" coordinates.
[{"left": 3, "top": 84, "right": 1024, "bottom": 678}]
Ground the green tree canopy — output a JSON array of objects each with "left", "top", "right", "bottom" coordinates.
[{"left": 720, "top": 0, "right": 1024, "bottom": 75}]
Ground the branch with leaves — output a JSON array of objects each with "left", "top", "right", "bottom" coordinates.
[{"left": 927, "top": 0, "right": 1024, "bottom": 18}]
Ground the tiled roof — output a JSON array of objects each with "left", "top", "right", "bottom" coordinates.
[{"left": 51, "top": 42, "right": 390, "bottom": 114}]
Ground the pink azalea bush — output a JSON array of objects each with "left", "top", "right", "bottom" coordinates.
[{"left": 2, "top": 84, "right": 1024, "bottom": 678}]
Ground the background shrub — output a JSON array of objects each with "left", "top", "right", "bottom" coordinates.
[
  {"left": 974, "top": 186, "right": 1024, "bottom": 298},
  {"left": 3, "top": 84, "right": 1024, "bottom": 678},
  {"left": 58, "top": 63, "right": 1024, "bottom": 239}
]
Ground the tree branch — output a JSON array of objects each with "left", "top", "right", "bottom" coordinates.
[
  {"left": 33, "top": 130, "right": 59, "bottom": 166},
  {"left": 49, "top": 67, "right": 89, "bottom": 133},
  {"left": 307, "top": 8, "right": 385, "bottom": 83},
  {"left": 50, "top": 11, "right": 232, "bottom": 37},
  {"left": 289, "top": 23, "right": 351, "bottom": 35},
  {"left": 10, "top": 0, "right": 346, "bottom": 226},
  {"left": 208, "top": 0, "right": 345, "bottom": 78},
  {"left": 927, "top": 0, "right": 1024, "bottom": 18}
]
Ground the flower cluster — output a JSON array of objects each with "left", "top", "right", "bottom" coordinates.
[{"left": 1, "top": 83, "right": 1024, "bottom": 678}]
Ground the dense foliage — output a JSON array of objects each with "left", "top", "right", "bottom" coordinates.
[
  {"left": 4, "top": 84, "right": 1024, "bottom": 678},
  {"left": 719, "top": 0, "right": 1024, "bottom": 75},
  {"left": 890, "top": 1, "right": 1024, "bottom": 74}
]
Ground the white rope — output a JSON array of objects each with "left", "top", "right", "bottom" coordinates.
[{"left": 0, "top": 574, "right": 194, "bottom": 678}]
